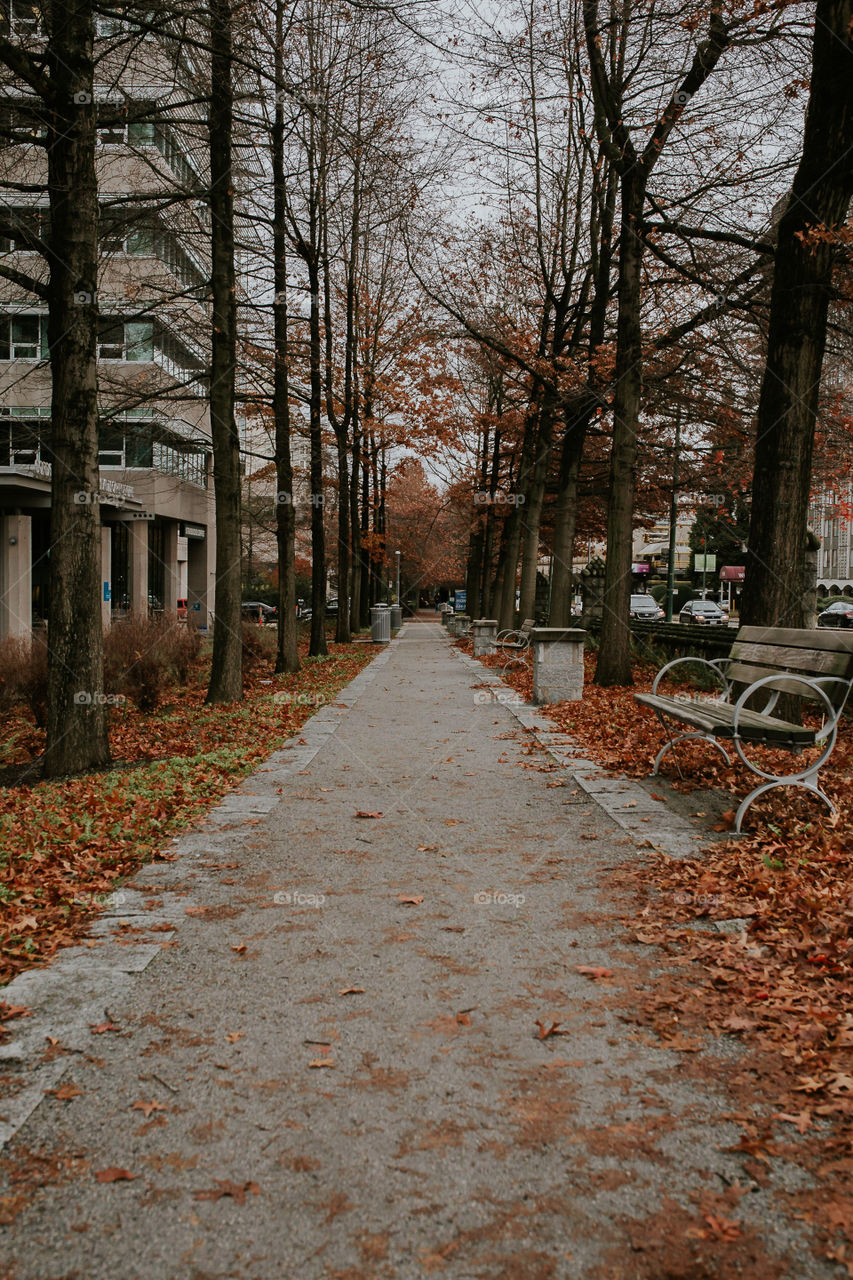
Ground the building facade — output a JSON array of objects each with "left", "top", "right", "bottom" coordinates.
[{"left": 0, "top": 16, "right": 215, "bottom": 641}]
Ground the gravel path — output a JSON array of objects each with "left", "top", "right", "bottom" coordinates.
[{"left": 0, "top": 619, "right": 829, "bottom": 1279}]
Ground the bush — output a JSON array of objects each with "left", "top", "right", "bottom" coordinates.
[
  {"left": 242, "top": 620, "right": 276, "bottom": 666},
  {"left": 105, "top": 613, "right": 202, "bottom": 712},
  {"left": 161, "top": 620, "right": 202, "bottom": 685},
  {"left": 0, "top": 633, "right": 48, "bottom": 726}
]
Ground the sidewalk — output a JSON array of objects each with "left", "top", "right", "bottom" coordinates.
[{"left": 0, "top": 619, "right": 829, "bottom": 1278}]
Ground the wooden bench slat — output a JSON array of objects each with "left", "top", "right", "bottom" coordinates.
[
  {"left": 735, "top": 626, "right": 853, "bottom": 654},
  {"left": 728, "top": 642, "right": 852, "bottom": 678},
  {"left": 636, "top": 693, "right": 816, "bottom": 744},
  {"left": 725, "top": 662, "right": 849, "bottom": 702}
]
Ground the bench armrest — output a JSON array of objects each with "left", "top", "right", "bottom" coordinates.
[
  {"left": 651, "top": 655, "right": 730, "bottom": 698},
  {"left": 732, "top": 672, "right": 841, "bottom": 743},
  {"left": 496, "top": 629, "right": 529, "bottom": 649}
]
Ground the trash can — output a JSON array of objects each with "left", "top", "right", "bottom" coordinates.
[
  {"left": 390, "top": 604, "right": 402, "bottom": 630},
  {"left": 370, "top": 604, "right": 391, "bottom": 644}
]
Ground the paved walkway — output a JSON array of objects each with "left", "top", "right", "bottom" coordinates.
[{"left": 0, "top": 620, "right": 826, "bottom": 1278}]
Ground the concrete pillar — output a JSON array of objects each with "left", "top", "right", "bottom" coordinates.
[
  {"left": 186, "top": 531, "right": 210, "bottom": 629},
  {"left": 101, "top": 525, "right": 112, "bottom": 631},
  {"left": 128, "top": 519, "right": 149, "bottom": 615},
  {"left": 531, "top": 627, "right": 586, "bottom": 704},
  {"left": 440, "top": 610, "right": 451, "bottom": 628},
  {"left": 0, "top": 514, "right": 32, "bottom": 640},
  {"left": 163, "top": 520, "right": 179, "bottom": 614},
  {"left": 472, "top": 618, "right": 498, "bottom": 657}
]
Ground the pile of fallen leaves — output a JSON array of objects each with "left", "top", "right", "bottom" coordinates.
[
  {"left": 465, "top": 634, "right": 853, "bottom": 1255},
  {"left": 0, "top": 639, "right": 373, "bottom": 986}
]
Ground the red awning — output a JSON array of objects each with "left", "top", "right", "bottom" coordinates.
[{"left": 719, "top": 565, "right": 745, "bottom": 582}]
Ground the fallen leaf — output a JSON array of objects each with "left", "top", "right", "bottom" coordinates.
[
  {"left": 308, "top": 1058, "right": 335, "bottom": 1069},
  {"left": 94, "top": 1167, "right": 136, "bottom": 1183},
  {"left": 355, "top": 811, "right": 383, "bottom": 819},
  {"left": 89, "top": 1021, "right": 121, "bottom": 1035},
  {"left": 574, "top": 966, "right": 613, "bottom": 980},
  {"left": 226, "top": 1031, "right": 244, "bottom": 1043},
  {"left": 131, "top": 1099, "right": 167, "bottom": 1118},
  {"left": 231, "top": 944, "right": 248, "bottom": 956},
  {"left": 193, "top": 1179, "right": 260, "bottom": 1205},
  {"left": 397, "top": 894, "right": 424, "bottom": 906},
  {"left": 417, "top": 845, "right": 438, "bottom": 852},
  {"left": 338, "top": 987, "right": 365, "bottom": 996},
  {"left": 44, "top": 1083, "right": 82, "bottom": 1101},
  {"left": 535, "top": 1020, "right": 569, "bottom": 1040}
]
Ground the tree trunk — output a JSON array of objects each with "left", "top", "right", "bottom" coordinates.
[
  {"left": 205, "top": 0, "right": 242, "bottom": 704},
  {"left": 307, "top": 255, "right": 328, "bottom": 656},
  {"left": 595, "top": 168, "right": 645, "bottom": 686},
  {"left": 272, "top": 5, "right": 299, "bottom": 675},
  {"left": 349, "top": 419, "right": 362, "bottom": 632},
  {"left": 42, "top": 0, "right": 110, "bottom": 777},
  {"left": 742, "top": 0, "right": 853, "bottom": 628},
  {"left": 518, "top": 398, "right": 556, "bottom": 621},
  {"left": 549, "top": 406, "right": 589, "bottom": 626}
]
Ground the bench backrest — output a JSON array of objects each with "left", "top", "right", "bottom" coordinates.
[{"left": 728, "top": 626, "right": 853, "bottom": 709}]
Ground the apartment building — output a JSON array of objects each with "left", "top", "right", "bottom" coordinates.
[
  {"left": 810, "top": 482, "right": 853, "bottom": 597},
  {"left": 0, "top": 13, "right": 215, "bottom": 640}
]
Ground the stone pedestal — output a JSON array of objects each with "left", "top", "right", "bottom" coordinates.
[
  {"left": 451, "top": 614, "right": 470, "bottom": 637},
  {"left": 472, "top": 619, "right": 498, "bottom": 657},
  {"left": 531, "top": 628, "right": 586, "bottom": 704},
  {"left": 440, "top": 610, "right": 451, "bottom": 628}
]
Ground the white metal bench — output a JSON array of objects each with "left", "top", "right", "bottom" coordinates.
[
  {"left": 635, "top": 626, "right": 853, "bottom": 832},
  {"left": 495, "top": 618, "right": 535, "bottom": 667}
]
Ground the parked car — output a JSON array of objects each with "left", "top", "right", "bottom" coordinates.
[
  {"left": 629, "top": 593, "right": 664, "bottom": 621},
  {"left": 325, "top": 597, "right": 339, "bottom": 616},
  {"left": 679, "top": 599, "right": 729, "bottom": 626},
  {"left": 817, "top": 600, "right": 853, "bottom": 628},
  {"left": 242, "top": 601, "right": 277, "bottom": 624}
]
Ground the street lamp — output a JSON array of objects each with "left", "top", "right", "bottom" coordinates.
[{"left": 395, "top": 550, "right": 401, "bottom": 607}]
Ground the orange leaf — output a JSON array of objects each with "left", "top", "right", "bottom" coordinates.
[
  {"left": 308, "top": 1058, "right": 335, "bottom": 1069},
  {"left": 355, "top": 810, "right": 383, "bottom": 819},
  {"left": 94, "top": 1167, "right": 136, "bottom": 1183},
  {"left": 226, "top": 1031, "right": 244, "bottom": 1043},
  {"left": 535, "top": 1020, "right": 568, "bottom": 1040},
  {"left": 574, "top": 966, "right": 613, "bottom": 980},
  {"left": 193, "top": 1179, "right": 260, "bottom": 1205},
  {"left": 45, "top": 1083, "right": 82, "bottom": 1101},
  {"left": 89, "top": 1021, "right": 121, "bottom": 1035},
  {"left": 131, "top": 1099, "right": 167, "bottom": 1118},
  {"left": 397, "top": 894, "right": 424, "bottom": 906},
  {"left": 338, "top": 987, "right": 365, "bottom": 996}
]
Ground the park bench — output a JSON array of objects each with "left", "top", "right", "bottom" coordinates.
[
  {"left": 635, "top": 626, "right": 853, "bottom": 832},
  {"left": 495, "top": 618, "right": 535, "bottom": 667}
]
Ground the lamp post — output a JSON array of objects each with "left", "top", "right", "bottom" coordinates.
[{"left": 395, "top": 550, "right": 401, "bottom": 606}]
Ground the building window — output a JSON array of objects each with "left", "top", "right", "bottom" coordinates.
[
  {"left": 0, "top": 313, "right": 47, "bottom": 360},
  {"left": 1, "top": 0, "right": 41, "bottom": 35},
  {"left": 0, "top": 205, "right": 49, "bottom": 251},
  {"left": 97, "top": 319, "right": 155, "bottom": 362}
]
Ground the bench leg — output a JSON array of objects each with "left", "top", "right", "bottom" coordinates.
[
  {"left": 735, "top": 771, "right": 835, "bottom": 833},
  {"left": 652, "top": 729, "right": 732, "bottom": 778}
]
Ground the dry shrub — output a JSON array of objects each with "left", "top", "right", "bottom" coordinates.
[
  {"left": 0, "top": 633, "right": 48, "bottom": 726},
  {"left": 105, "top": 613, "right": 202, "bottom": 712},
  {"left": 242, "top": 620, "right": 276, "bottom": 666}
]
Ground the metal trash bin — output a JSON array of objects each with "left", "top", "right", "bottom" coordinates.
[
  {"left": 370, "top": 604, "right": 391, "bottom": 644},
  {"left": 390, "top": 604, "right": 402, "bottom": 630}
]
